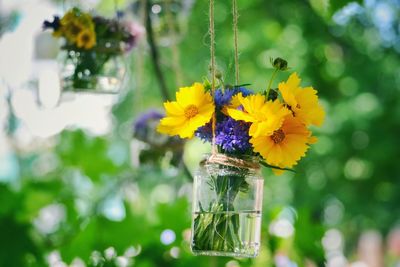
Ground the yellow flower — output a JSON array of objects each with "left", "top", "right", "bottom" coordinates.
[
  {"left": 60, "top": 11, "right": 75, "bottom": 26},
  {"left": 157, "top": 83, "right": 215, "bottom": 138},
  {"left": 76, "top": 29, "right": 96, "bottom": 49},
  {"left": 60, "top": 9, "right": 95, "bottom": 44},
  {"left": 250, "top": 115, "right": 314, "bottom": 173},
  {"left": 52, "top": 29, "right": 63, "bottom": 38},
  {"left": 278, "top": 72, "right": 325, "bottom": 126},
  {"left": 63, "top": 21, "right": 84, "bottom": 43},
  {"left": 226, "top": 93, "right": 290, "bottom": 138}
]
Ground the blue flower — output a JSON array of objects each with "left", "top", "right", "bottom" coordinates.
[
  {"left": 215, "top": 117, "right": 251, "bottom": 153},
  {"left": 195, "top": 86, "right": 253, "bottom": 153},
  {"left": 195, "top": 122, "right": 213, "bottom": 143},
  {"left": 214, "top": 86, "right": 253, "bottom": 108},
  {"left": 43, "top": 16, "right": 61, "bottom": 31},
  {"left": 195, "top": 118, "right": 251, "bottom": 153},
  {"left": 134, "top": 109, "right": 183, "bottom": 147}
]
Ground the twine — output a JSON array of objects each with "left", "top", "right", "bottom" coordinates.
[
  {"left": 206, "top": 153, "right": 260, "bottom": 171},
  {"left": 209, "top": 0, "right": 241, "bottom": 155},
  {"left": 209, "top": 0, "right": 218, "bottom": 155},
  {"left": 165, "top": 0, "right": 184, "bottom": 86},
  {"left": 114, "top": 0, "right": 119, "bottom": 16},
  {"left": 232, "top": 0, "right": 240, "bottom": 85}
]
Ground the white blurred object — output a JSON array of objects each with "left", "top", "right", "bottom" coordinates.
[
  {"left": 274, "top": 253, "right": 298, "bottom": 267},
  {"left": 104, "top": 247, "right": 117, "bottom": 260},
  {"left": 34, "top": 204, "right": 66, "bottom": 234},
  {"left": 11, "top": 88, "right": 114, "bottom": 138},
  {"left": 322, "top": 229, "right": 349, "bottom": 267},
  {"left": 269, "top": 218, "right": 294, "bottom": 238},
  {"left": 38, "top": 68, "right": 61, "bottom": 109},
  {"left": 0, "top": 1, "right": 55, "bottom": 87},
  {"left": 323, "top": 229, "right": 344, "bottom": 252},
  {"left": 70, "top": 258, "right": 85, "bottom": 267},
  {"left": 387, "top": 228, "right": 400, "bottom": 257},
  {"left": 357, "top": 230, "right": 384, "bottom": 267},
  {"left": 327, "top": 254, "right": 348, "bottom": 267},
  {"left": 160, "top": 229, "right": 176, "bottom": 245},
  {"left": 101, "top": 194, "right": 126, "bottom": 222},
  {"left": 350, "top": 261, "right": 369, "bottom": 267},
  {"left": 47, "top": 250, "right": 68, "bottom": 267}
]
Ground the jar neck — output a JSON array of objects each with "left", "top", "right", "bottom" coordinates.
[{"left": 204, "top": 153, "right": 260, "bottom": 171}]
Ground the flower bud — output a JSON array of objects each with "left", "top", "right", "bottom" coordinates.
[
  {"left": 271, "top": 57, "right": 288, "bottom": 71},
  {"left": 215, "top": 70, "right": 223, "bottom": 80},
  {"left": 203, "top": 79, "right": 212, "bottom": 91}
]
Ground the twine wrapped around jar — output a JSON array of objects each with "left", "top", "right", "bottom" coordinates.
[{"left": 206, "top": 153, "right": 260, "bottom": 171}]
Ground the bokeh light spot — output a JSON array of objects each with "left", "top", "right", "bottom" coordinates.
[{"left": 160, "top": 229, "right": 176, "bottom": 245}]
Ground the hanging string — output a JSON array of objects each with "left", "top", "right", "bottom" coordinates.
[
  {"left": 165, "top": 0, "right": 184, "bottom": 86},
  {"left": 113, "top": 0, "right": 120, "bottom": 21},
  {"left": 232, "top": 0, "right": 239, "bottom": 85},
  {"left": 134, "top": 0, "right": 148, "bottom": 111},
  {"left": 209, "top": 0, "right": 218, "bottom": 156}
]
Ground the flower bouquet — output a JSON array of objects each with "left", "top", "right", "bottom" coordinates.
[
  {"left": 157, "top": 58, "right": 325, "bottom": 257},
  {"left": 43, "top": 8, "right": 142, "bottom": 93}
]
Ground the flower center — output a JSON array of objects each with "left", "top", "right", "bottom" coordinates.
[
  {"left": 70, "top": 24, "right": 82, "bottom": 35},
  {"left": 184, "top": 105, "right": 199, "bottom": 119},
  {"left": 271, "top": 129, "right": 285, "bottom": 144},
  {"left": 81, "top": 33, "right": 90, "bottom": 42}
]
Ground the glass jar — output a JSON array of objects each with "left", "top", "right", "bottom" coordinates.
[
  {"left": 59, "top": 50, "right": 126, "bottom": 94},
  {"left": 191, "top": 154, "right": 264, "bottom": 258}
]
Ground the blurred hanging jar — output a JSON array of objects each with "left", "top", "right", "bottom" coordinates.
[
  {"left": 131, "top": 0, "right": 195, "bottom": 46},
  {"left": 191, "top": 153, "right": 264, "bottom": 257},
  {"left": 43, "top": 7, "right": 144, "bottom": 94}
]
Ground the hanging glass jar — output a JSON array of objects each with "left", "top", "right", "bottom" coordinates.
[
  {"left": 42, "top": 6, "right": 141, "bottom": 95},
  {"left": 191, "top": 154, "right": 264, "bottom": 258},
  {"left": 59, "top": 49, "right": 126, "bottom": 94}
]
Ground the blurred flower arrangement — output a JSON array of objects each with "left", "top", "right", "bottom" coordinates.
[
  {"left": 43, "top": 8, "right": 144, "bottom": 92},
  {"left": 156, "top": 58, "right": 325, "bottom": 257},
  {"left": 133, "top": 109, "right": 185, "bottom": 168}
]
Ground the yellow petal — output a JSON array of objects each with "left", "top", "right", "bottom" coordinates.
[
  {"left": 227, "top": 108, "right": 256, "bottom": 123},
  {"left": 158, "top": 116, "right": 186, "bottom": 127},
  {"left": 308, "top": 136, "right": 318, "bottom": 144},
  {"left": 164, "top": 101, "right": 184, "bottom": 116},
  {"left": 287, "top": 72, "right": 301, "bottom": 89}
]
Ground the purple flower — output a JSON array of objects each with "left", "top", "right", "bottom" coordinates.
[
  {"left": 195, "top": 122, "right": 213, "bottom": 143},
  {"left": 215, "top": 117, "right": 251, "bottom": 153},
  {"left": 134, "top": 110, "right": 163, "bottom": 131},
  {"left": 133, "top": 109, "right": 183, "bottom": 147},
  {"left": 133, "top": 110, "right": 164, "bottom": 142},
  {"left": 43, "top": 16, "right": 60, "bottom": 31},
  {"left": 195, "top": 118, "right": 251, "bottom": 153},
  {"left": 214, "top": 86, "right": 253, "bottom": 108},
  {"left": 123, "top": 21, "right": 145, "bottom": 52},
  {"left": 195, "top": 86, "right": 253, "bottom": 153}
]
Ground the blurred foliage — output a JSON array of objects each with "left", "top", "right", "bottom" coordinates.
[{"left": 1, "top": 0, "right": 400, "bottom": 266}]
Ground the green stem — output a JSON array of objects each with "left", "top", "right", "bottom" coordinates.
[
  {"left": 265, "top": 68, "right": 279, "bottom": 99},
  {"left": 192, "top": 172, "right": 247, "bottom": 252}
]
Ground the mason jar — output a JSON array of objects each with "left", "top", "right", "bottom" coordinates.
[
  {"left": 59, "top": 50, "right": 126, "bottom": 94},
  {"left": 191, "top": 153, "right": 264, "bottom": 258}
]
